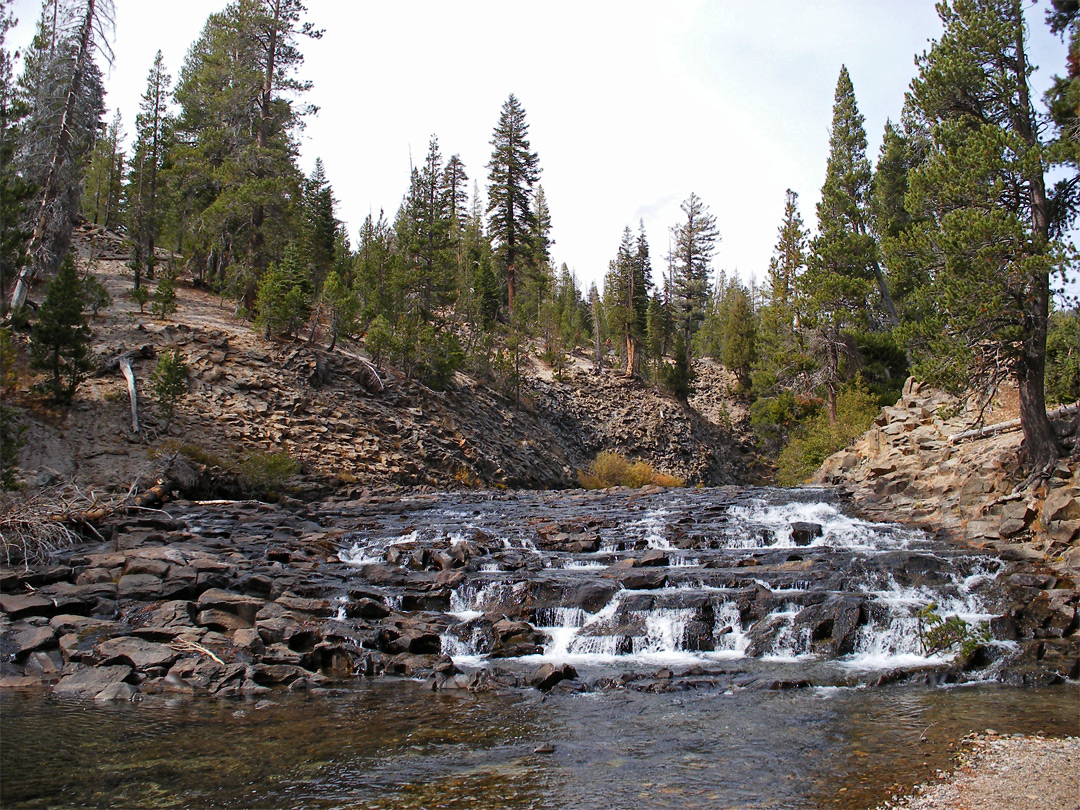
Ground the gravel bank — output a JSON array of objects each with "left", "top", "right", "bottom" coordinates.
[{"left": 876, "top": 734, "right": 1079, "bottom": 810}]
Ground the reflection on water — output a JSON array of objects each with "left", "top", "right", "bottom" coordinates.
[{"left": 2, "top": 682, "right": 1076, "bottom": 809}]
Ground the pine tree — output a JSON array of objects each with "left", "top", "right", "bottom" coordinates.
[
  {"left": 171, "top": 0, "right": 318, "bottom": 302},
  {"left": 604, "top": 223, "right": 652, "bottom": 376},
  {"left": 255, "top": 243, "right": 311, "bottom": 339},
  {"left": 754, "top": 190, "right": 814, "bottom": 397},
  {"left": 487, "top": 94, "right": 540, "bottom": 314},
  {"left": 302, "top": 157, "right": 336, "bottom": 290},
  {"left": 904, "top": 0, "right": 1070, "bottom": 479},
  {"left": 127, "top": 49, "right": 170, "bottom": 288},
  {"left": 30, "top": 253, "right": 91, "bottom": 402},
  {"left": 670, "top": 192, "right": 720, "bottom": 364},
  {"left": 719, "top": 281, "right": 757, "bottom": 389},
  {"left": 9, "top": 0, "right": 109, "bottom": 309},
  {"left": 0, "top": 1, "right": 35, "bottom": 311},
  {"left": 804, "top": 67, "right": 879, "bottom": 423},
  {"left": 82, "top": 109, "right": 124, "bottom": 229}
]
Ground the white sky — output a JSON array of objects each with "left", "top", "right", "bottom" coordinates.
[{"left": 6, "top": 0, "right": 1072, "bottom": 294}]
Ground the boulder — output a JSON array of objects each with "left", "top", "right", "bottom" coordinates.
[
  {"left": 95, "top": 637, "right": 179, "bottom": 671},
  {"left": 790, "top": 522, "right": 823, "bottom": 547},
  {"left": 619, "top": 570, "right": 666, "bottom": 590},
  {"left": 3, "top": 624, "right": 57, "bottom": 659},
  {"left": 0, "top": 593, "right": 55, "bottom": 618},
  {"left": 530, "top": 662, "right": 577, "bottom": 691},
  {"left": 196, "top": 589, "right": 265, "bottom": 624},
  {"left": 53, "top": 664, "right": 133, "bottom": 698}
]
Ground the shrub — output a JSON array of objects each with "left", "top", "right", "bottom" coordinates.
[
  {"left": 916, "top": 602, "right": 991, "bottom": 659},
  {"left": 238, "top": 449, "right": 299, "bottom": 494},
  {"left": 776, "top": 381, "right": 880, "bottom": 486},
  {"left": 578, "top": 451, "right": 684, "bottom": 489},
  {"left": 150, "top": 269, "right": 178, "bottom": 319},
  {"left": 150, "top": 349, "right": 189, "bottom": 428},
  {"left": 81, "top": 274, "right": 112, "bottom": 316},
  {"left": 130, "top": 286, "right": 150, "bottom": 313}
]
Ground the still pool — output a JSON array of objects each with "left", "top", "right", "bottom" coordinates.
[{"left": 2, "top": 681, "right": 1076, "bottom": 809}]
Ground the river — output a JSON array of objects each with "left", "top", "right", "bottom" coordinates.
[{"left": 1, "top": 486, "right": 1077, "bottom": 808}]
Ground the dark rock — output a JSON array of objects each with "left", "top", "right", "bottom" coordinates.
[
  {"left": 619, "top": 570, "right": 666, "bottom": 590},
  {"left": 3, "top": 624, "right": 57, "bottom": 659},
  {"left": 637, "top": 549, "right": 670, "bottom": 567},
  {"left": 346, "top": 597, "right": 390, "bottom": 620},
  {"left": 95, "top": 637, "right": 179, "bottom": 671},
  {"left": 0, "top": 593, "right": 55, "bottom": 618},
  {"left": 117, "top": 574, "right": 165, "bottom": 600},
  {"left": 53, "top": 664, "right": 133, "bottom": 698},
  {"left": 790, "top": 522, "right": 823, "bottom": 546},
  {"left": 196, "top": 589, "right": 265, "bottom": 624},
  {"left": 530, "top": 662, "right": 578, "bottom": 691},
  {"left": 573, "top": 581, "right": 618, "bottom": 613}
]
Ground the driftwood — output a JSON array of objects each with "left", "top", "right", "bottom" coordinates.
[
  {"left": 951, "top": 402, "right": 1080, "bottom": 444},
  {"left": 119, "top": 355, "right": 139, "bottom": 433},
  {"left": 96, "top": 346, "right": 154, "bottom": 433},
  {"left": 95, "top": 345, "right": 154, "bottom": 376}
]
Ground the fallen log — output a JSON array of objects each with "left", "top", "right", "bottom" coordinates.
[{"left": 950, "top": 402, "right": 1080, "bottom": 444}]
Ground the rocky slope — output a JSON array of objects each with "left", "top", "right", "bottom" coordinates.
[
  {"left": 813, "top": 378, "right": 1080, "bottom": 581},
  {"left": 3, "top": 231, "right": 752, "bottom": 499}
]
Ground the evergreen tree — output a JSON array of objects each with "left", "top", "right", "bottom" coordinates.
[
  {"left": 487, "top": 94, "right": 540, "bottom": 314},
  {"left": 82, "top": 109, "right": 124, "bottom": 229},
  {"left": 442, "top": 153, "right": 469, "bottom": 241},
  {"left": 255, "top": 243, "right": 311, "bottom": 339},
  {"left": 904, "top": 0, "right": 1070, "bottom": 478},
  {"left": 670, "top": 192, "right": 719, "bottom": 364},
  {"left": 302, "top": 157, "right": 337, "bottom": 291},
  {"left": 0, "top": 0, "right": 35, "bottom": 311},
  {"left": 320, "top": 268, "right": 359, "bottom": 351},
  {"left": 754, "top": 189, "right": 814, "bottom": 397},
  {"left": 719, "top": 281, "right": 758, "bottom": 389},
  {"left": 127, "top": 49, "right": 171, "bottom": 288},
  {"left": 30, "top": 254, "right": 91, "bottom": 402},
  {"left": 171, "top": 0, "right": 317, "bottom": 303},
  {"left": 9, "top": 0, "right": 109, "bottom": 309},
  {"left": 872, "top": 120, "right": 928, "bottom": 320},
  {"left": 604, "top": 223, "right": 652, "bottom": 376},
  {"left": 804, "top": 67, "right": 879, "bottom": 423}
]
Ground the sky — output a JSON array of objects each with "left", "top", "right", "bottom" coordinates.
[{"left": 6, "top": 0, "right": 1073, "bottom": 294}]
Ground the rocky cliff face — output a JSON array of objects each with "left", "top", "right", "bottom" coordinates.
[{"left": 813, "top": 378, "right": 1080, "bottom": 581}]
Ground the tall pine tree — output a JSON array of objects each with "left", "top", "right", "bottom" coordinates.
[
  {"left": 487, "top": 94, "right": 539, "bottom": 314},
  {"left": 904, "top": 0, "right": 1070, "bottom": 479}
]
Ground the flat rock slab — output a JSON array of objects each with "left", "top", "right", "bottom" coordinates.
[
  {"left": 5, "top": 625, "right": 57, "bottom": 658},
  {"left": 95, "top": 637, "right": 179, "bottom": 670},
  {"left": 196, "top": 589, "right": 265, "bottom": 624},
  {"left": 0, "top": 593, "right": 55, "bottom": 618},
  {"left": 53, "top": 664, "right": 133, "bottom": 698}
]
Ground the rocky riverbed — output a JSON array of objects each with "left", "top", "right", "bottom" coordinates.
[{"left": 2, "top": 487, "right": 1076, "bottom": 702}]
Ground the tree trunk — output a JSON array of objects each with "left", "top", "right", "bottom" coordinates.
[
  {"left": 624, "top": 333, "right": 637, "bottom": 378},
  {"left": 869, "top": 258, "right": 899, "bottom": 328}
]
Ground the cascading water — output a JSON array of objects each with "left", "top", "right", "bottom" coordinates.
[{"left": 337, "top": 487, "right": 1017, "bottom": 686}]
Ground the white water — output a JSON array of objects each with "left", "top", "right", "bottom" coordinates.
[{"left": 335, "top": 491, "right": 1008, "bottom": 680}]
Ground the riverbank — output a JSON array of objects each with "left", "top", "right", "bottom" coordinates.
[{"left": 875, "top": 734, "right": 1079, "bottom": 810}]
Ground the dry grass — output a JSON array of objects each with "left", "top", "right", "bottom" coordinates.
[{"left": 578, "top": 451, "right": 684, "bottom": 490}]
